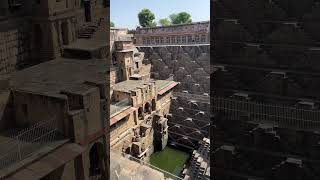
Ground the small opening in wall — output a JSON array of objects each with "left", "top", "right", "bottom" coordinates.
[{"left": 22, "top": 104, "right": 28, "bottom": 118}]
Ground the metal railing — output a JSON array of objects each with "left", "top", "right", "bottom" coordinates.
[
  {"left": 136, "top": 42, "right": 210, "bottom": 46},
  {"left": 110, "top": 99, "right": 131, "bottom": 116},
  {"left": 213, "top": 97, "right": 320, "bottom": 129},
  {"left": 116, "top": 151, "right": 183, "bottom": 180},
  {"left": 0, "top": 118, "right": 60, "bottom": 169}
]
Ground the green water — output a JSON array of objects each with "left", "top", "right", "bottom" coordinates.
[{"left": 150, "top": 146, "right": 190, "bottom": 176}]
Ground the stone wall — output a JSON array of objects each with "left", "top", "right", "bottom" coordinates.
[
  {"left": 213, "top": 0, "right": 320, "bottom": 179},
  {"left": 137, "top": 45, "right": 211, "bottom": 148},
  {"left": 12, "top": 91, "right": 67, "bottom": 131},
  {"left": 0, "top": 18, "right": 31, "bottom": 74},
  {"left": 138, "top": 45, "right": 210, "bottom": 95}
]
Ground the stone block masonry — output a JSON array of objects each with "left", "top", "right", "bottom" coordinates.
[
  {"left": 137, "top": 45, "right": 211, "bottom": 149},
  {"left": 213, "top": 0, "right": 320, "bottom": 179},
  {"left": 0, "top": 18, "right": 31, "bottom": 75}
]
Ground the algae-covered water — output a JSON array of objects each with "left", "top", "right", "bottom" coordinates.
[{"left": 150, "top": 146, "right": 190, "bottom": 176}]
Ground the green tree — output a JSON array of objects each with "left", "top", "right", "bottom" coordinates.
[
  {"left": 169, "top": 12, "right": 192, "bottom": 24},
  {"left": 138, "top": 8, "right": 157, "bottom": 27},
  {"left": 159, "top": 18, "right": 171, "bottom": 26},
  {"left": 110, "top": 21, "right": 115, "bottom": 27}
]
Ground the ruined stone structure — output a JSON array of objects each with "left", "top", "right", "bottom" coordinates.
[
  {"left": 0, "top": 21, "right": 172, "bottom": 180},
  {"left": 0, "top": 1, "right": 110, "bottom": 179},
  {"left": 214, "top": 0, "right": 320, "bottom": 179},
  {"left": 182, "top": 138, "right": 210, "bottom": 180},
  {"left": 136, "top": 45, "right": 211, "bottom": 149},
  {"left": 0, "top": 0, "right": 108, "bottom": 75},
  {"left": 0, "top": 58, "right": 110, "bottom": 180},
  {"left": 109, "top": 37, "right": 178, "bottom": 163},
  {"left": 134, "top": 21, "right": 210, "bottom": 45}
]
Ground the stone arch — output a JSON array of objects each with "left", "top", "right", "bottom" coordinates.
[
  {"left": 89, "top": 142, "right": 104, "bottom": 177},
  {"left": 61, "top": 21, "right": 69, "bottom": 45},
  {"left": 144, "top": 102, "right": 151, "bottom": 114}
]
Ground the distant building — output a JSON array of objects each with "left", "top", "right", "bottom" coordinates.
[{"left": 134, "top": 21, "right": 210, "bottom": 45}]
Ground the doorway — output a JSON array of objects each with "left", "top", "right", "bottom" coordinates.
[
  {"left": 34, "top": 24, "right": 42, "bottom": 49},
  {"left": 61, "top": 22, "right": 69, "bottom": 45},
  {"left": 84, "top": 1, "right": 91, "bottom": 22}
]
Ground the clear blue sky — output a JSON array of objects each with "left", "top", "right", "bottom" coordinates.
[{"left": 110, "top": 0, "right": 210, "bottom": 29}]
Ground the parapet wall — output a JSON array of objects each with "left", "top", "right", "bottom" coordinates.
[
  {"left": 137, "top": 45, "right": 210, "bottom": 149},
  {"left": 137, "top": 45, "right": 210, "bottom": 94}
]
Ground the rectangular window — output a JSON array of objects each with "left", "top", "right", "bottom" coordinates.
[
  {"left": 182, "top": 36, "right": 186, "bottom": 43},
  {"left": 188, "top": 35, "right": 192, "bottom": 42}
]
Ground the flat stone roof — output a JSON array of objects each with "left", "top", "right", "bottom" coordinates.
[
  {"left": 110, "top": 151, "right": 165, "bottom": 180},
  {"left": 64, "top": 29, "right": 108, "bottom": 52},
  {"left": 64, "top": 38, "right": 107, "bottom": 51},
  {"left": 113, "top": 80, "right": 177, "bottom": 94},
  {"left": 155, "top": 80, "right": 175, "bottom": 91},
  {"left": 3, "top": 142, "right": 83, "bottom": 179},
  {"left": 10, "top": 59, "right": 108, "bottom": 97},
  {"left": 110, "top": 104, "right": 130, "bottom": 116},
  {"left": 113, "top": 80, "right": 152, "bottom": 93}
]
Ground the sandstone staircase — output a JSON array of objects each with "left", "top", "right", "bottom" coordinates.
[
  {"left": 182, "top": 138, "right": 210, "bottom": 180},
  {"left": 78, "top": 25, "right": 99, "bottom": 39}
]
